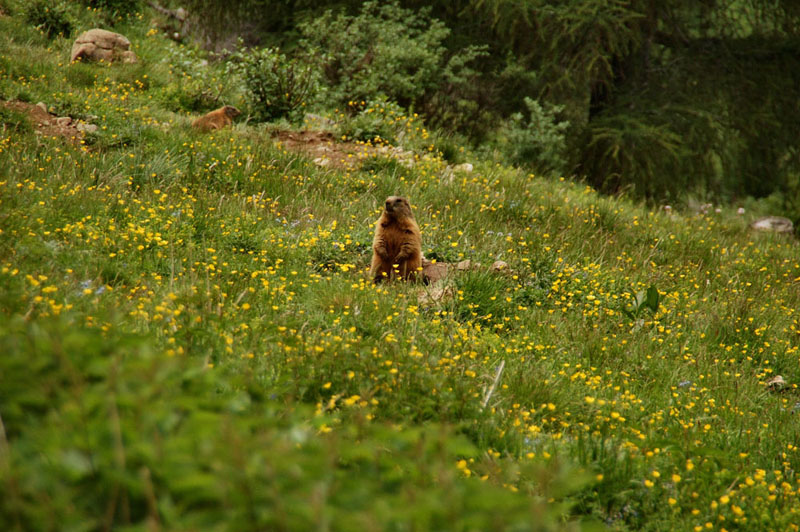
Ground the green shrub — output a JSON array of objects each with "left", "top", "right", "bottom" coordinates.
[
  {"left": 337, "top": 97, "right": 410, "bottom": 144},
  {"left": 503, "top": 97, "right": 570, "bottom": 176},
  {"left": 159, "top": 44, "right": 237, "bottom": 113},
  {"left": 160, "top": 82, "right": 221, "bottom": 113},
  {"left": 25, "top": 0, "right": 73, "bottom": 39},
  {"left": 299, "top": 1, "right": 486, "bottom": 116},
  {"left": 229, "top": 46, "right": 319, "bottom": 123}
]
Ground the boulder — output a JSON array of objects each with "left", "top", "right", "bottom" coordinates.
[
  {"left": 767, "top": 375, "right": 787, "bottom": 391},
  {"left": 749, "top": 216, "right": 793, "bottom": 234},
  {"left": 421, "top": 258, "right": 449, "bottom": 283},
  {"left": 418, "top": 284, "right": 455, "bottom": 305},
  {"left": 76, "top": 123, "right": 99, "bottom": 134},
  {"left": 456, "top": 259, "right": 481, "bottom": 271},
  {"left": 71, "top": 29, "right": 138, "bottom": 64},
  {"left": 491, "top": 260, "right": 509, "bottom": 272}
]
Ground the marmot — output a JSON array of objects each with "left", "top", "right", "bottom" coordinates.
[
  {"left": 192, "top": 105, "right": 241, "bottom": 132},
  {"left": 370, "top": 196, "right": 422, "bottom": 283}
]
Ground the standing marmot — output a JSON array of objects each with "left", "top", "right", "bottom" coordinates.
[
  {"left": 370, "top": 196, "right": 422, "bottom": 282},
  {"left": 192, "top": 105, "right": 241, "bottom": 132}
]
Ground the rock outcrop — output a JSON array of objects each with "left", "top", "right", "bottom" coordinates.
[
  {"left": 749, "top": 216, "right": 794, "bottom": 234},
  {"left": 71, "top": 29, "right": 138, "bottom": 64}
]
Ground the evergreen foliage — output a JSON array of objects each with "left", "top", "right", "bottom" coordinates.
[
  {"left": 503, "top": 97, "right": 570, "bottom": 176},
  {"left": 182, "top": 0, "right": 800, "bottom": 215}
]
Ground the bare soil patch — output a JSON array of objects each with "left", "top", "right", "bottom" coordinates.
[
  {"left": 271, "top": 129, "right": 388, "bottom": 169},
  {"left": 1, "top": 100, "right": 84, "bottom": 143}
]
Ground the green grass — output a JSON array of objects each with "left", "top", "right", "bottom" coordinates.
[{"left": 2, "top": 6, "right": 800, "bottom": 531}]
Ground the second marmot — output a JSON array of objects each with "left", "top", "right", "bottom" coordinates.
[
  {"left": 192, "top": 105, "right": 241, "bottom": 133},
  {"left": 370, "top": 196, "right": 422, "bottom": 283}
]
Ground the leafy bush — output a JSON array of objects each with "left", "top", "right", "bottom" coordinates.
[
  {"left": 503, "top": 97, "right": 570, "bottom": 176},
  {"left": 299, "top": 1, "right": 486, "bottom": 116},
  {"left": 337, "top": 97, "right": 411, "bottom": 144},
  {"left": 25, "top": 0, "right": 73, "bottom": 39},
  {"left": 229, "top": 46, "right": 319, "bottom": 123},
  {"left": 160, "top": 82, "right": 223, "bottom": 113},
  {"left": 160, "top": 45, "right": 235, "bottom": 113}
]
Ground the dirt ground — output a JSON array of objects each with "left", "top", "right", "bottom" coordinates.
[
  {"left": 1, "top": 100, "right": 84, "bottom": 143},
  {"left": 270, "top": 129, "right": 400, "bottom": 170}
]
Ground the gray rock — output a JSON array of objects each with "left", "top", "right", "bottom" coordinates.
[
  {"left": 56, "top": 116, "right": 72, "bottom": 127},
  {"left": 71, "top": 29, "right": 137, "bottom": 64},
  {"left": 422, "top": 258, "right": 449, "bottom": 283},
  {"left": 750, "top": 216, "right": 793, "bottom": 234},
  {"left": 418, "top": 284, "right": 455, "bottom": 305},
  {"left": 456, "top": 259, "right": 480, "bottom": 271},
  {"left": 491, "top": 260, "right": 509, "bottom": 271},
  {"left": 767, "top": 375, "right": 787, "bottom": 391},
  {"left": 76, "top": 123, "right": 99, "bottom": 134}
]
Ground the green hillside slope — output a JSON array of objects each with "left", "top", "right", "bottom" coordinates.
[{"left": 2, "top": 6, "right": 800, "bottom": 531}]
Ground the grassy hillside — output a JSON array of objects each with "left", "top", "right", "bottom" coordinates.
[{"left": 2, "top": 5, "right": 800, "bottom": 531}]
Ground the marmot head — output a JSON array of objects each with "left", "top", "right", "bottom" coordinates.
[
  {"left": 383, "top": 196, "right": 413, "bottom": 219},
  {"left": 223, "top": 105, "right": 241, "bottom": 118}
]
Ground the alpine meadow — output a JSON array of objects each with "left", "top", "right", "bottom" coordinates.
[{"left": 2, "top": 1, "right": 800, "bottom": 531}]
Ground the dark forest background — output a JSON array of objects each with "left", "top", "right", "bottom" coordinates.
[{"left": 170, "top": 0, "right": 800, "bottom": 214}]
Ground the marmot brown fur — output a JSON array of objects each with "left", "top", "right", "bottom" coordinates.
[
  {"left": 370, "top": 196, "right": 422, "bottom": 282},
  {"left": 192, "top": 105, "right": 240, "bottom": 132}
]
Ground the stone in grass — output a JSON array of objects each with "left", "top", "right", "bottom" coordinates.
[
  {"left": 420, "top": 258, "right": 510, "bottom": 284},
  {"left": 491, "top": 260, "right": 509, "bottom": 272},
  {"left": 76, "top": 123, "right": 99, "bottom": 134},
  {"left": 71, "top": 29, "right": 138, "bottom": 64},
  {"left": 766, "top": 375, "right": 787, "bottom": 391},
  {"left": 421, "top": 258, "right": 448, "bottom": 283},
  {"left": 417, "top": 283, "right": 455, "bottom": 305},
  {"left": 456, "top": 259, "right": 481, "bottom": 271},
  {"left": 749, "top": 216, "right": 793, "bottom": 234}
]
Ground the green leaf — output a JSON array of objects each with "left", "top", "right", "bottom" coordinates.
[{"left": 645, "top": 284, "right": 660, "bottom": 313}]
